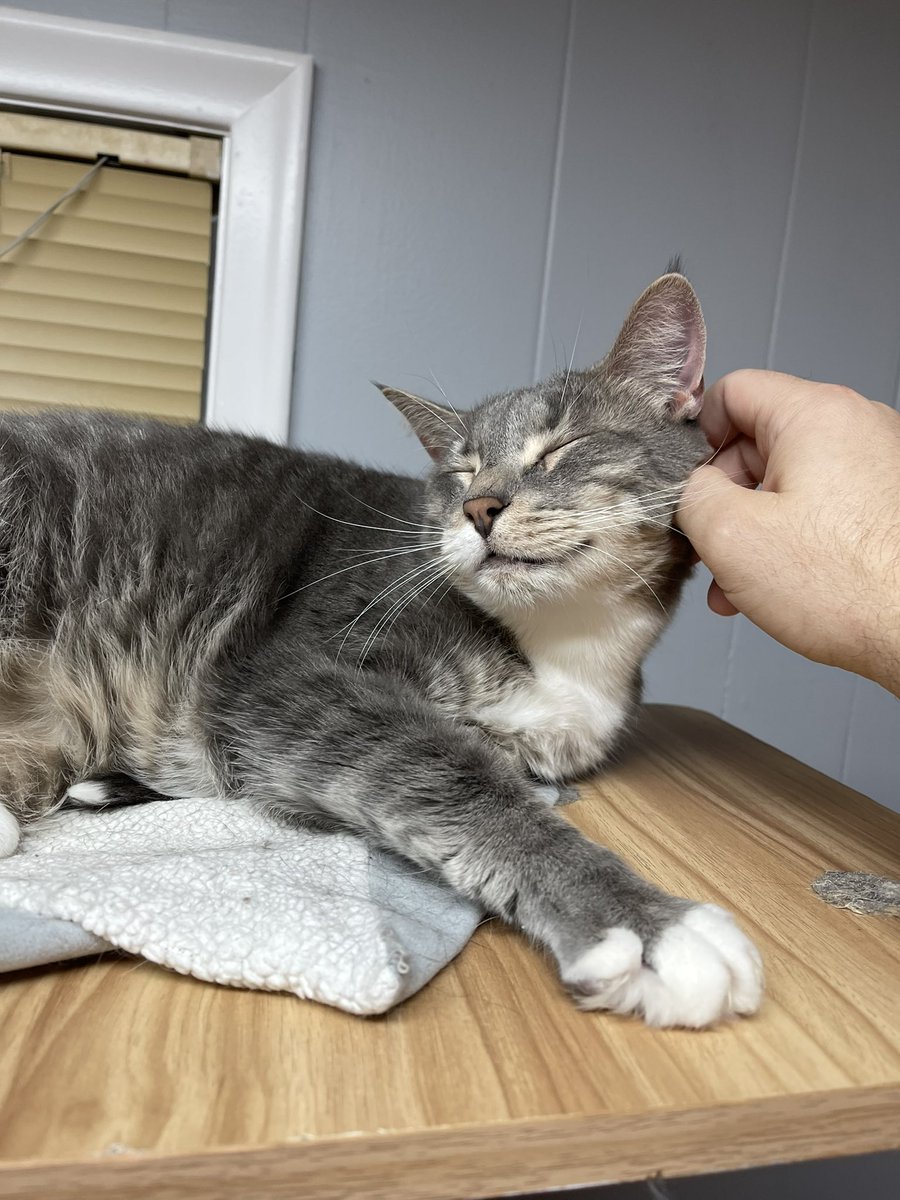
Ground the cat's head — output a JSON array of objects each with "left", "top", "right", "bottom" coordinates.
[{"left": 378, "top": 269, "right": 709, "bottom": 615}]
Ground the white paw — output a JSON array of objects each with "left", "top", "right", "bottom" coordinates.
[
  {"left": 562, "top": 904, "right": 763, "bottom": 1028},
  {"left": 0, "top": 805, "right": 20, "bottom": 858},
  {"left": 65, "top": 780, "right": 110, "bottom": 806}
]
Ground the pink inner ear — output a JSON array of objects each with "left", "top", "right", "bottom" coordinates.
[
  {"left": 676, "top": 322, "right": 705, "bottom": 396},
  {"left": 606, "top": 273, "right": 707, "bottom": 419},
  {"left": 669, "top": 305, "right": 705, "bottom": 419}
]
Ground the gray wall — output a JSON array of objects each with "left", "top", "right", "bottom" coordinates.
[
  {"left": 6, "top": 2, "right": 900, "bottom": 1195},
  {"left": 10, "top": 0, "right": 899, "bottom": 814}
]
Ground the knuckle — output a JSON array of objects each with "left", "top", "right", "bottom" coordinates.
[
  {"left": 828, "top": 383, "right": 864, "bottom": 407},
  {"left": 726, "top": 368, "right": 761, "bottom": 389},
  {"left": 718, "top": 368, "right": 762, "bottom": 403},
  {"left": 815, "top": 384, "right": 867, "bottom": 432}
]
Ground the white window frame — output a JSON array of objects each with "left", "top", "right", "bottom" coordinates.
[{"left": 0, "top": 5, "right": 313, "bottom": 443}]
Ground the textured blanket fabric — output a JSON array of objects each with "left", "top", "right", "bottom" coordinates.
[{"left": 0, "top": 798, "right": 481, "bottom": 1015}]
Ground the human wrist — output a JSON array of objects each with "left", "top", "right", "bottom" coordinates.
[
  {"left": 850, "top": 588, "right": 900, "bottom": 696},
  {"left": 867, "top": 632, "right": 900, "bottom": 697}
]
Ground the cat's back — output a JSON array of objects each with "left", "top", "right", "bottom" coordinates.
[
  {"left": 0, "top": 409, "right": 418, "bottom": 527},
  {"left": 0, "top": 410, "right": 429, "bottom": 809},
  {"left": 0, "top": 408, "right": 301, "bottom": 508},
  {"left": 0, "top": 411, "right": 335, "bottom": 577},
  {"left": 0, "top": 409, "right": 431, "bottom": 626}
]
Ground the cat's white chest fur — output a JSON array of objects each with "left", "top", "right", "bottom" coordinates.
[{"left": 476, "top": 589, "right": 661, "bottom": 780}]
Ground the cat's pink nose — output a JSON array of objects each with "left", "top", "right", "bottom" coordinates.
[{"left": 463, "top": 496, "right": 506, "bottom": 539}]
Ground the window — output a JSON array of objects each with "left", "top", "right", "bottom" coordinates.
[
  {"left": 1, "top": 113, "right": 221, "bottom": 423},
  {"left": 0, "top": 8, "right": 313, "bottom": 443}
]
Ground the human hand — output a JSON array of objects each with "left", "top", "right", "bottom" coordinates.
[{"left": 677, "top": 369, "right": 900, "bottom": 694}]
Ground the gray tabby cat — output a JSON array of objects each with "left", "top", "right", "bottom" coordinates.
[{"left": 0, "top": 269, "right": 762, "bottom": 1027}]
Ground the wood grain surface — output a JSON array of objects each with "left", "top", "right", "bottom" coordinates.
[{"left": 1, "top": 705, "right": 898, "bottom": 1199}]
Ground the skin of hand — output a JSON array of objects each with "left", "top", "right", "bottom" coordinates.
[{"left": 677, "top": 369, "right": 900, "bottom": 695}]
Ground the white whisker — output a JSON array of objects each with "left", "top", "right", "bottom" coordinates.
[
  {"left": 369, "top": 563, "right": 449, "bottom": 656},
  {"left": 295, "top": 501, "right": 439, "bottom": 538},
  {"left": 344, "top": 541, "right": 444, "bottom": 557},
  {"left": 356, "top": 558, "right": 451, "bottom": 671},
  {"left": 427, "top": 372, "right": 467, "bottom": 435},
  {"left": 403, "top": 373, "right": 468, "bottom": 437},
  {"left": 278, "top": 544, "right": 438, "bottom": 602},
  {"left": 404, "top": 394, "right": 465, "bottom": 443},
  {"left": 559, "top": 311, "right": 584, "bottom": 408},
  {"left": 574, "top": 543, "right": 667, "bottom": 612},
  {"left": 333, "top": 554, "right": 450, "bottom": 660},
  {"left": 334, "top": 488, "right": 442, "bottom": 532}
]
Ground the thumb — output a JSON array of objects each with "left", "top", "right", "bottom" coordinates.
[
  {"left": 678, "top": 465, "right": 765, "bottom": 618},
  {"left": 677, "top": 464, "right": 763, "bottom": 565}
]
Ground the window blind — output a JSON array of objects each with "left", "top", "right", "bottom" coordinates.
[{"left": 0, "top": 151, "right": 215, "bottom": 423}]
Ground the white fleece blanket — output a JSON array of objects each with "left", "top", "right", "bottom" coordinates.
[{"left": 0, "top": 797, "right": 481, "bottom": 1015}]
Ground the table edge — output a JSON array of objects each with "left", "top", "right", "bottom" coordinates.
[{"left": 1, "top": 1084, "right": 898, "bottom": 1200}]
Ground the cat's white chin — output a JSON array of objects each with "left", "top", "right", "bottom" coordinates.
[
  {"left": 467, "top": 565, "right": 583, "bottom": 613},
  {"left": 465, "top": 578, "right": 554, "bottom": 614},
  {"left": 442, "top": 525, "right": 599, "bottom": 612}
]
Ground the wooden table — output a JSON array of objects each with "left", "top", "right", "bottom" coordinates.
[{"left": 1, "top": 705, "right": 898, "bottom": 1200}]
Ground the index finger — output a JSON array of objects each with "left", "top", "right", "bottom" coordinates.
[{"left": 699, "top": 369, "right": 813, "bottom": 454}]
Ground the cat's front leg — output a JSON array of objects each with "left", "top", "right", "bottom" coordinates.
[
  {"left": 219, "top": 660, "right": 762, "bottom": 1027},
  {"left": 460, "top": 810, "right": 762, "bottom": 1028}
]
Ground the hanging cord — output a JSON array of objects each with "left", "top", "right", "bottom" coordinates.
[
  {"left": 646, "top": 1179, "right": 677, "bottom": 1200},
  {"left": 0, "top": 154, "right": 111, "bottom": 261}
]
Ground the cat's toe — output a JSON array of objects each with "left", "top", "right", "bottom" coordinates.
[
  {"left": 677, "top": 903, "right": 763, "bottom": 1016},
  {"left": 561, "top": 926, "right": 646, "bottom": 1011},
  {"left": 0, "top": 806, "right": 20, "bottom": 858},
  {"left": 561, "top": 903, "right": 763, "bottom": 1028}
]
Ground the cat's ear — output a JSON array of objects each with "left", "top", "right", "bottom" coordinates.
[
  {"left": 374, "top": 383, "right": 464, "bottom": 460},
  {"left": 601, "top": 271, "right": 706, "bottom": 421}
]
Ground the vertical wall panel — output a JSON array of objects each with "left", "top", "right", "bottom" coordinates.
[
  {"left": 841, "top": 267, "right": 900, "bottom": 810},
  {"left": 722, "top": 0, "right": 900, "bottom": 779},
  {"left": 763, "top": 0, "right": 900, "bottom": 405},
  {"left": 534, "top": 0, "right": 812, "bottom": 713},
  {"left": 292, "top": 0, "right": 570, "bottom": 472},
  {"left": 842, "top": 680, "right": 900, "bottom": 814}
]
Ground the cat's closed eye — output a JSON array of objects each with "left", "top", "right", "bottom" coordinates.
[{"left": 536, "top": 436, "right": 587, "bottom": 472}]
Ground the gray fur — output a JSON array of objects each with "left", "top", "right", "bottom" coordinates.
[{"left": 0, "top": 272, "right": 739, "bottom": 1015}]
